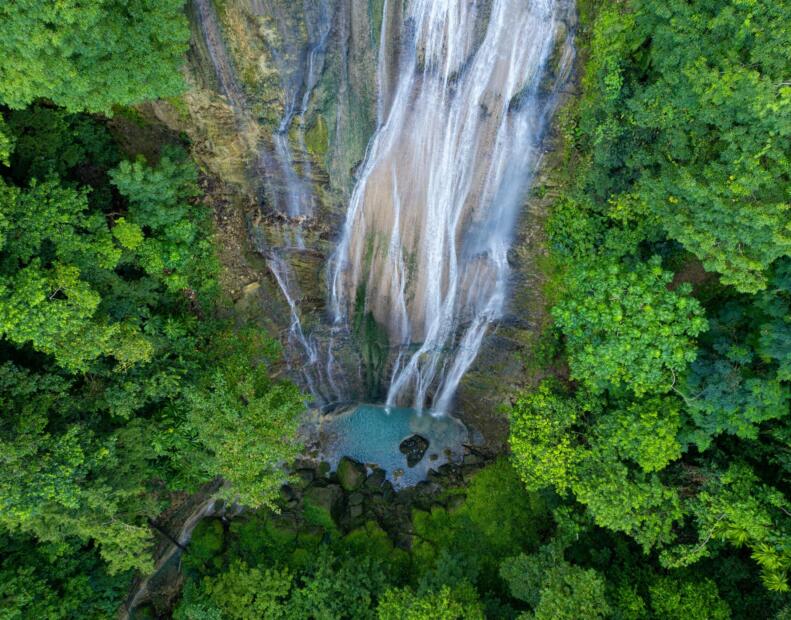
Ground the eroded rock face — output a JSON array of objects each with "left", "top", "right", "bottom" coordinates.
[{"left": 399, "top": 434, "right": 429, "bottom": 468}]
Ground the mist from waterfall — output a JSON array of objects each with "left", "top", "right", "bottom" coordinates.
[{"left": 330, "top": 0, "right": 573, "bottom": 413}]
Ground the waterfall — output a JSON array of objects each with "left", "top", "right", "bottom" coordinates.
[
  {"left": 329, "top": 0, "right": 573, "bottom": 413},
  {"left": 194, "top": 0, "right": 573, "bottom": 413},
  {"left": 260, "top": 1, "right": 339, "bottom": 401},
  {"left": 257, "top": 0, "right": 333, "bottom": 225}
]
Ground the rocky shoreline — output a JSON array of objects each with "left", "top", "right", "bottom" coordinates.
[{"left": 288, "top": 449, "right": 489, "bottom": 543}]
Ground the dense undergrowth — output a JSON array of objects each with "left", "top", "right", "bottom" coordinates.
[{"left": 0, "top": 0, "right": 789, "bottom": 618}]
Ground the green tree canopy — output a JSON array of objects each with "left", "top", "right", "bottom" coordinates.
[
  {"left": 500, "top": 542, "right": 610, "bottom": 620},
  {"left": 0, "top": 0, "right": 189, "bottom": 112},
  {"left": 552, "top": 256, "right": 707, "bottom": 395},
  {"left": 576, "top": 0, "right": 791, "bottom": 292}
]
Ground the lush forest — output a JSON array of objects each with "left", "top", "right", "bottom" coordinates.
[{"left": 0, "top": 0, "right": 789, "bottom": 618}]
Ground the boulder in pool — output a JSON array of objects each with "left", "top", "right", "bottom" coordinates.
[
  {"left": 399, "top": 434, "right": 429, "bottom": 467},
  {"left": 337, "top": 457, "right": 366, "bottom": 491}
]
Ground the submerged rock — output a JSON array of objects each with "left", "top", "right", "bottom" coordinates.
[
  {"left": 399, "top": 434, "right": 429, "bottom": 467},
  {"left": 337, "top": 457, "right": 366, "bottom": 491}
]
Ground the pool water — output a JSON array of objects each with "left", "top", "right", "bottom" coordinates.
[{"left": 319, "top": 404, "right": 469, "bottom": 487}]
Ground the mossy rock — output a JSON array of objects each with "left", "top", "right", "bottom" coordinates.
[
  {"left": 304, "top": 484, "right": 343, "bottom": 529},
  {"left": 343, "top": 521, "right": 410, "bottom": 580},
  {"left": 183, "top": 518, "right": 224, "bottom": 573},
  {"left": 228, "top": 513, "right": 298, "bottom": 565},
  {"left": 351, "top": 287, "right": 390, "bottom": 399},
  {"left": 305, "top": 114, "right": 329, "bottom": 158},
  {"left": 337, "top": 457, "right": 367, "bottom": 492}
]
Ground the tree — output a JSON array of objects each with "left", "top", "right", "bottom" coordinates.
[
  {"left": 0, "top": 115, "right": 13, "bottom": 165},
  {"left": 110, "top": 148, "right": 216, "bottom": 294},
  {"left": 662, "top": 463, "right": 791, "bottom": 593},
  {"left": 552, "top": 256, "right": 707, "bottom": 395},
  {"left": 683, "top": 260, "right": 790, "bottom": 449},
  {"left": 574, "top": 0, "right": 791, "bottom": 292},
  {"left": 184, "top": 332, "right": 304, "bottom": 510},
  {"left": 649, "top": 576, "right": 731, "bottom": 620},
  {"left": 572, "top": 450, "right": 683, "bottom": 552},
  {"left": 500, "top": 544, "right": 610, "bottom": 620},
  {"left": 0, "top": 1, "right": 189, "bottom": 112},
  {"left": 0, "top": 363, "right": 158, "bottom": 573},
  {"left": 377, "top": 584, "right": 484, "bottom": 620},
  {"left": 0, "top": 177, "right": 152, "bottom": 371},
  {"left": 593, "top": 396, "right": 683, "bottom": 473},
  {"left": 509, "top": 383, "right": 685, "bottom": 552},
  {"left": 4, "top": 105, "right": 120, "bottom": 184},
  {"left": 630, "top": 0, "right": 791, "bottom": 293},
  {"left": 195, "top": 560, "right": 293, "bottom": 620},
  {"left": 0, "top": 532, "right": 132, "bottom": 620},
  {"left": 508, "top": 381, "right": 582, "bottom": 493}
]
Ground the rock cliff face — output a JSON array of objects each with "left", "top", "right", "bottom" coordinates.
[{"left": 146, "top": 0, "right": 577, "bottom": 450}]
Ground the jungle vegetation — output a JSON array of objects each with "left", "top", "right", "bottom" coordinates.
[{"left": 0, "top": 0, "right": 788, "bottom": 618}]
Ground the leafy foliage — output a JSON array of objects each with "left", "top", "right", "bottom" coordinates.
[
  {"left": 512, "top": 0, "right": 791, "bottom": 597},
  {"left": 184, "top": 331, "right": 303, "bottom": 509},
  {"left": 501, "top": 546, "right": 610, "bottom": 620},
  {"left": 0, "top": 1, "right": 189, "bottom": 112},
  {"left": 552, "top": 256, "right": 707, "bottom": 395},
  {"left": 648, "top": 576, "right": 731, "bottom": 620},
  {"left": 0, "top": 105, "right": 302, "bottom": 586},
  {"left": 509, "top": 381, "right": 581, "bottom": 492},
  {"left": 575, "top": 0, "right": 791, "bottom": 292},
  {"left": 377, "top": 585, "right": 484, "bottom": 620}
]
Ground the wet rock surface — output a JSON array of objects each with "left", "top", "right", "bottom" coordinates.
[{"left": 399, "top": 434, "right": 430, "bottom": 467}]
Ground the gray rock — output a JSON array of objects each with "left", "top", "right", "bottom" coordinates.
[
  {"left": 462, "top": 465, "right": 480, "bottom": 482},
  {"left": 280, "top": 485, "right": 296, "bottom": 502},
  {"left": 337, "top": 457, "right": 366, "bottom": 492},
  {"left": 348, "top": 492, "right": 364, "bottom": 507},
  {"left": 399, "top": 434, "right": 429, "bottom": 467},
  {"left": 317, "top": 461, "right": 331, "bottom": 478},
  {"left": 463, "top": 453, "right": 483, "bottom": 466}
]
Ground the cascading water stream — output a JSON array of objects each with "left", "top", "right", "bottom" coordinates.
[
  {"left": 330, "top": 0, "right": 573, "bottom": 413},
  {"left": 256, "top": 0, "right": 343, "bottom": 404}
]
